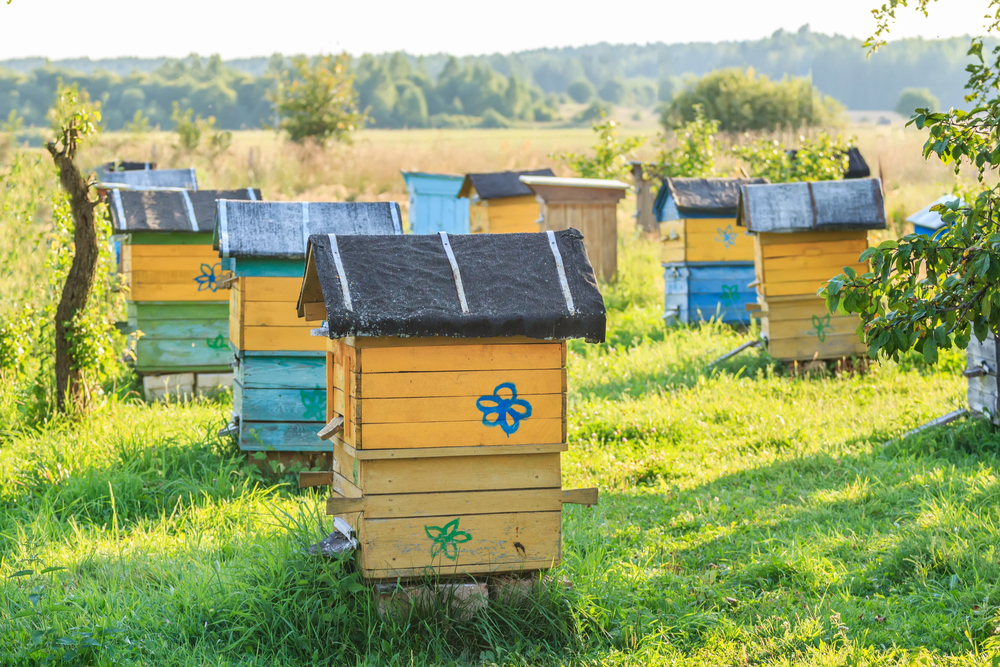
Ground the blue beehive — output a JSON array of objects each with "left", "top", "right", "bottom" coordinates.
[
  {"left": 663, "top": 263, "right": 757, "bottom": 324},
  {"left": 401, "top": 171, "right": 470, "bottom": 234},
  {"left": 908, "top": 195, "right": 959, "bottom": 239}
]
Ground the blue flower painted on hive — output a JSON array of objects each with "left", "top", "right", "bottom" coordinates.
[
  {"left": 425, "top": 518, "right": 472, "bottom": 560},
  {"left": 476, "top": 382, "right": 532, "bottom": 437},
  {"left": 715, "top": 225, "right": 738, "bottom": 248},
  {"left": 194, "top": 263, "right": 222, "bottom": 292}
]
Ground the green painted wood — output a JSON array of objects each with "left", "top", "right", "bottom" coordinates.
[
  {"left": 233, "top": 381, "right": 326, "bottom": 423},
  {"left": 129, "top": 302, "right": 229, "bottom": 322},
  {"left": 132, "top": 318, "right": 229, "bottom": 339},
  {"left": 239, "top": 421, "right": 327, "bottom": 452},
  {"left": 127, "top": 232, "right": 214, "bottom": 245},
  {"left": 231, "top": 257, "right": 304, "bottom": 278},
  {"left": 136, "top": 337, "right": 233, "bottom": 373},
  {"left": 235, "top": 355, "right": 327, "bottom": 389}
]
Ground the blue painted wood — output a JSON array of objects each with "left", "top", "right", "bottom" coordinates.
[
  {"left": 402, "top": 171, "right": 470, "bottom": 234},
  {"left": 234, "top": 381, "right": 326, "bottom": 423},
  {"left": 132, "top": 318, "right": 230, "bottom": 339},
  {"left": 654, "top": 190, "right": 729, "bottom": 222},
  {"left": 239, "top": 421, "right": 328, "bottom": 451},
  {"left": 663, "top": 262, "right": 757, "bottom": 324},
  {"left": 913, "top": 223, "right": 948, "bottom": 239},
  {"left": 231, "top": 257, "right": 304, "bottom": 277},
  {"left": 236, "top": 354, "right": 326, "bottom": 389}
]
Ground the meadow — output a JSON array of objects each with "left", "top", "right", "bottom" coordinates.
[{"left": 0, "top": 123, "right": 996, "bottom": 665}]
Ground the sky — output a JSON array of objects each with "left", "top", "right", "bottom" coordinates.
[{"left": 0, "top": 0, "right": 992, "bottom": 60}]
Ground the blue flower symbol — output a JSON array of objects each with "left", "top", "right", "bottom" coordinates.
[
  {"left": 194, "top": 263, "right": 222, "bottom": 292},
  {"left": 476, "top": 382, "right": 532, "bottom": 437},
  {"left": 716, "top": 225, "right": 738, "bottom": 248}
]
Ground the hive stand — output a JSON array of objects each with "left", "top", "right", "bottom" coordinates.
[
  {"left": 520, "top": 175, "right": 628, "bottom": 283},
  {"left": 401, "top": 171, "right": 470, "bottom": 234},
  {"left": 655, "top": 178, "right": 765, "bottom": 324},
  {"left": 215, "top": 200, "right": 403, "bottom": 458},
  {"left": 737, "top": 179, "right": 886, "bottom": 362},
  {"left": 109, "top": 186, "right": 260, "bottom": 398},
  {"left": 458, "top": 169, "right": 554, "bottom": 234},
  {"left": 297, "top": 229, "right": 604, "bottom": 580}
]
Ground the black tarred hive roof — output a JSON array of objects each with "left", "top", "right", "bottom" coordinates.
[
  {"left": 110, "top": 188, "right": 261, "bottom": 233},
  {"left": 298, "top": 229, "right": 606, "bottom": 343},
  {"left": 458, "top": 168, "right": 555, "bottom": 200}
]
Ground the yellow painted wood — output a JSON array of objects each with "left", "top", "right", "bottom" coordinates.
[
  {"left": 344, "top": 335, "right": 558, "bottom": 349},
  {"left": 124, "top": 244, "right": 220, "bottom": 258},
  {"left": 756, "top": 230, "right": 869, "bottom": 246},
  {"left": 660, "top": 218, "right": 754, "bottom": 263},
  {"left": 359, "top": 393, "right": 563, "bottom": 424},
  {"left": 541, "top": 202, "right": 617, "bottom": 281},
  {"left": 766, "top": 333, "right": 868, "bottom": 361},
  {"left": 469, "top": 202, "right": 490, "bottom": 233},
  {"left": 764, "top": 251, "right": 868, "bottom": 272},
  {"left": 241, "top": 326, "right": 326, "bottom": 352},
  {"left": 764, "top": 263, "right": 867, "bottom": 286},
  {"left": 344, "top": 442, "right": 567, "bottom": 460},
  {"left": 763, "top": 314, "right": 861, "bottom": 340},
  {"left": 359, "top": 511, "right": 561, "bottom": 577},
  {"left": 360, "top": 343, "right": 564, "bottom": 374},
  {"left": 350, "top": 368, "right": 564, "bottom": 399},
  {"left": 229, "top": 286, "right": 244, "bottom": 350},
  {"left": 759, "top": 238, "right": 868, "bottom": 259},
  {"left": 761, "top": 280, "right": 834, "bottom": 298},
  {"left": 335, "top": 488, "right": 563, "bottom": 519},
  {"left": 127, "top": 257, "right": 223, "bottom": 276},
  {"left": 127, "top": 282, "right": 229, "bottom": 302},
  {"left": 242, "top": 276, "right": 303, "bottom": 302},
  {"left": 244, "top": 300, "right": 320, "bottom": 327},
  {"left": 359, "top": 417, "right": 563, "bottom": 450}
]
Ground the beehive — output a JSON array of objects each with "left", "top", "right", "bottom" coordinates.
[
  {"left": 100, "top": 167, "right": 198, "bottom": 191},
  {"left": 967, "top": 332, "right": 1000, "bottom": 424},
  {"left": 297, "top": 229, "right": 605, "bottom": 579},
  {"left": 907, "top": 195, "right": 959, "bottom": 239},
  {"left": 737, "top": 179, "right": 886, "bottom": 361},
  {"left": 216, "top": 200, "right": 402, "bottom": 453},
  {"left": 401, "top": 171, "right": 470, "bottom": 234},
  {"left": 520, "top": 175, "right": 628, "bottom": 282},
  {"left": 458, "top": 169, "right": 554, "bottom": 234},
  {"left": 110, "top": 187, "right": 259, "bottom": 379},
  {"left": 655, "top": 177, "right": 765, "bottom": 324}
]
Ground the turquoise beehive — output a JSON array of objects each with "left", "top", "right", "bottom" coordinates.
[{"left": 401, "top": 171, "right": 470, "bottom": 234}]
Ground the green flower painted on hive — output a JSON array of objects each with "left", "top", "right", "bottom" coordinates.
[
  {"left": 808, "top": 314, "right": 833, "bottom": 343},
  {"left": 425, "top": 518, "right": 472, "bottom": 560},
  {"left": 206, "top": 334, "right": 227, "bottom": 350},
  {"left": 720, "top": 284, "right": 740, "bottom": 307},
  {"left": 300, "top": 390, "right": 325, "bottom": 421}
]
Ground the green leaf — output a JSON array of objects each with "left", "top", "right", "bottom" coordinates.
[
  {"left": 923, "top": 336, "right": 938, "bottom": 364},
  {"left": 8, "top": 570, "right": 33, "bottom": 578}
]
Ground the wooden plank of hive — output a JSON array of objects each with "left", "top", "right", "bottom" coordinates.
[
  {"left": 759, "top": 238, "right": 868, "bottom": 261},
  {"left": 128, "top": 282, "right": 229, "bottom": 302},
  {"left": 244, "top": 301, "right": 321, "bottom": 327},
  {"left": 134, "top": 337, "right": 231, "bottom": 373},
  {"left": 239, "top": 354, "right": 326, "bottom": 389},
  {"left": 350, "top": 368, "right": 563, "bottom": 399},
  {"left": 329, "top": 488, "right": 563, "bottom": 519},
  {"left": 764, "top": 251, "right": 867, "bottom": 272},
  {"left": 765, "top": 332, "right": 868, "bottom": 361},
  {"left": 359, "top": 511, "right": 561, "bottom": 579},
  {"left": 238, "top": 421, "right": 334, "bottom": 452},
  {"left": 234, "top": 385, "right": 326, "bottom": 422},
  {"left": 241, "top": 326, "right": 326, "bottom": 352},
  {"left": 762, "top": 263, "right": 867, "bottom": 287},
  {"left": 126, "top": 244, "right": 221, "bottom": 258},
  {"left": 352, "top": 393, "right": 562, "bottom": 424},
  {"left": 359, "top": 342, "right": 564, "bottom": 374},
  {"left": 346, "top": 335, "right": 556, "bottom": 349},
  {"left": 756, "top": 229, "right": 868, "bottom": 246},
  {"left": 357, "top": 419, "right": 563, "bottom": 450},
  {"left": 241, "top": 276, "right": 303, "bottom": 302}
]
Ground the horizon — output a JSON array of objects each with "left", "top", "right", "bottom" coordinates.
[{"left": 0, "top": 0, "right": 990, "bottom": 61}]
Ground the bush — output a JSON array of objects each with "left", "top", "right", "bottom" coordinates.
[
  {"left": 895, "top": 87, "right": 939, "bottom": 117},
  {"left": 567, "top": 79, "right": 595, "bottom": 103},
  {"left": 573, "top": 101, "right": 609, "bottom": 124},
  {"left": 598, "top": 78, "right": 628, "bottom": 104},
  {"left": 478, "top": 108, "right": 511, "bottom": 128},
  {"left": 665, "top": 67, "right": 845, "bottom": 132}
]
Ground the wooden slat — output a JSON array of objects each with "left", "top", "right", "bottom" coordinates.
[
  {"left": 229, "top": 284, "right": 243, "bottom": 351},
  {"left": 359, "top": 417, "right": 564, "bottom": 450},
  {"left": 343, "top": 489, "right": 562, "bottom": 519},
  {"left": 358, "top": 393, "right": 562, "bottom": 424},
  {"left": 343, "top": 442, "right": 567, "bottom": 460},
  {"left": 241, "top": 326, "right": 327, "bottom": 352},
  {"left": 325, "top": 496, "right": 366, "bottom": 512},
  {"left": 761, "top": 280, "right": 835, "bottom": 298},
  {"left": 354, "top": 368, "right": 563, "bottom": 399},
  {"left": 128, "top": 282, "right": 229, "bottom": 302},
  {"left": 300, "top": 471, "right": 334, "bottom": 488},
  {"left": 766, "top": 333, "right": 868, "bottom": 361},
  {"left": 360, "top": 342, "right": 564, "bottom": 374},
  {"left": 764, "top": 251, "right": 867, "bottom": 272},
  {"left": 346, "top": 335, "right": 559, "bottom": 349},
  {"left": 562, "top": 488, "right": 599, "bottom": 506},
  {"left": 358, "top": 452, "right": 561, "bottom": 495},
  {"left": 245, "top": 300, "right": 321, "bottom": 327},
  {"left": 764, "top": 263, "right": 867, "bottom": 286},
  {"left": 126, "top": 244, "right": 220, "bottom": 259},
  {"left": 756, "top": 230, "right": 868, "bottom": 246},
  {"left": 763, "top": 315, "right": 861, "bottom": 340},
  {"left": 242, "top": 276, "right": 304, "bottom": 302},
  {"left": 359, "top": 511, "right": 561, "bottom": 577},
  {"left": 759, "top": 238, "right": 868, "bottom": 259}
]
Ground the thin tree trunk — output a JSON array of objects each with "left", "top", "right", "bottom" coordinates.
[{"left": 49, "top": 151, "right": 99, "bottom": 412}]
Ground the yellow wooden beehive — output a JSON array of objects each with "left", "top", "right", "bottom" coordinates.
[
  {"left": 458, "top": 169, "right": 554, "bottom": 234},
  {"left": 737, "top": 179, "right": 885, "bottom": 361},
  {"left": 297, "top": 229, "right": 604, "bottom": 579}
]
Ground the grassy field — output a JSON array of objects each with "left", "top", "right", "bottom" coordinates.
[{"left": 0, "top": 124, "right": 995, "bottom": 665}]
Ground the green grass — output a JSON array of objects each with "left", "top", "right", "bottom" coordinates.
[{"left": 1, "top": 231, "right": 991, "bottom": 665}]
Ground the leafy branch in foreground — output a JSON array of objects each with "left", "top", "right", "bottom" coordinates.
[{"left": 823, "top": 15, "right": 1000, "bottom": 362}]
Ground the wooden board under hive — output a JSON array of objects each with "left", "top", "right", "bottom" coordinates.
[
  {"left": 233, "top": 352, "right": 327, "bottom": 451},
  {"left": 122, "top": 234, "right": 229, "bottom": 303},
  {"left": 661, "top": 218, "right": 755, "bottom": 264},
  {"left": 323, "top": 335, "right": 568, "bottom": 579},
  {"left": 759, "top": 296, "right": 867, "bottom": 361},
  {"left": 663, "top": 262, "right": 756, "bottom": 324},
  {"left": 128, "top": 302, "right": 232, "bottom": 373}
]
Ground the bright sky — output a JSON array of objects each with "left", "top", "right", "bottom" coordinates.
[{"left": 0, "top": 0, "right": 991, "bottom": 60}]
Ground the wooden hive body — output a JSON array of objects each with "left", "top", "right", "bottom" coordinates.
[
  {"left": 663, "top": 262, "right": 756, "bottom": 325},
  {"left": 738, "top": 180, "right": 885, "bottom": 362},
  {"left": 298, "top": 230, "right": 606, "bottom": 581},
  {"left": 459, "top": 169, "right": 554, "bottom": 234},
  {"left": 112, "top": 188, "right": 260, "bottom": 376},
  {"left": 967, "top": 332, "right": 1000, "bottom": 424},
  {"left": 218, "top": 200, "right": 403, "bottom": 453},
  {"left": 401, "top": 171, "right": 470, "bottom": 234}
]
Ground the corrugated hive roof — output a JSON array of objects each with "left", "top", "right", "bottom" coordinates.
[
  {"left": 110, "top": 188, "right": 260, "bottom": 233},
  {"left": 98, "top": 167, "right": 198, "bottom": 190},
  {"left": 458, "top": 168, "right": 555, "bottom": 200},
  {"left": 737, "top": 179, "right": 886, "bottom": 233},
  {"left": 299, "top": 229, "right": 606, "bottom": 342},
  {"left": 216, "top": 201, "right": 403, "bottom": 259}
]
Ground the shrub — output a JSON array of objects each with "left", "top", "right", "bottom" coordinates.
[
  {"left": 895, "top": 87, "right": 939, "bottom": 117},
  {"left": 567, "top": 79, "right": 595, "bottom": 103}
]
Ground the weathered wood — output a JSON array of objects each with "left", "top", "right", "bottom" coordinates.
[
  {"left": 348, "top": 368, "right": 563, "bottom": 399},
  {"left": 360, "top": 343, "right": 563, "bottom": 374},
  {"left": 331, "top": 489, "right": 563, "bottom": 519},
  {"left": 234, "top": 384, "right": 326, "bottom": 423},
  {"left": 340, "top": 441, "right": 567, "bottom": 460},
  {"left": 561, "top": 488, "right": 599, "bottom": 506},
  {"left": 299, "top": 471, "right": 334, "bottom": 488},
  {"left": 358, "top": 418, "right": 564, "bottom": 450},
  {"left": 238, "top": 421, "right": 331, "bottom": 452},
  {"left": 318, "top": 416, "right": 344, "bottom": 441},
  {"left": 325, "top": 495, "right": 367, "bottom": 512}
]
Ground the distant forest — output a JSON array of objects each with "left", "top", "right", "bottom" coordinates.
[{"left": 0, "top": 26, "right": 988, "bottom": 131}]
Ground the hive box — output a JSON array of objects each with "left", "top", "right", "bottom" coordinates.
[
  {"left": 967, "top": 332, "right": 1000, "bottom": 423},
  {"left": 738, "top": 179, "right": 885, "bottom": 362},
  {"left": 663, "top": 262, "right": 757, "bottom": 325},
  {"left": 298, "top": 229, "right": 605, "bottom": 579},
  {"left": 109, "top": 186, "right": 260, "bottom": 377},
  {"left": 401, "top": 171, "right": 470, "bottom": 234},
  {"left": 458, "top": 169, "right": 553, "bottom": 234},
  {"left": 216, "top": 200, "right": 402, "bottom": 453}
]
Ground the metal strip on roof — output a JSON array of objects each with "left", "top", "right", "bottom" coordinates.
[
  {"left": 301, "top": 202, "right": 310, "bottom": 254},
  {"left": 438, "top": 232, "right": 469, "bottom": 314},
  {"left": 390, "top": 203, "right": 402, "bottom": 235},
  {"left": 189, "top": 167, "right": 198, "bottom": 191},
  {"left": 218, "top": 199, "right": 230, "bottom": 258},
  {"left": 247, "top": 188, "right": 256, "bottom": 201},
  {"left": 546, "top": 230, "right": 576, "bottom": 315},
  {"left": 180, "top": 190, "right": 199, "bottom": 232},
  {"left": 327, "top": 234, "right": 353, "bottom": 312},
  {"left": 112, "top": 189, "right": 127, "bottom": 231}
]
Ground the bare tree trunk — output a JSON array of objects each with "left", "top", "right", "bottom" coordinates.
[{"left": 48, "top": 149, "right": 99, "bottom": 412}]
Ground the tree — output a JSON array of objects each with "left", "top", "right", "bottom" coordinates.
[
  {"left": 45, "top": 84, "right": 101, "bottom": 411},
  {"left": 271, "top": 53, "right": 365, "bottom": 145},
  {"left": 567, "top": 79, "right": 595, "bottom": 103},
  {"left": 555, "top": 112, "right": 643, "bottom": 181},
  {"left": 664, "top": 67, "right": 845, "bottom": 132},
  {"left": 648, "top": 106, "right": 720, "bottom": 180},
  {"left": 895, "top": 86, "right": 940, "bottom": 116},
  {"left": 732, "top": 132, "right": 852, "bottom": 182},
  {"left": 822, "top": 1, "right": 1000, "bottom": 362}
]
